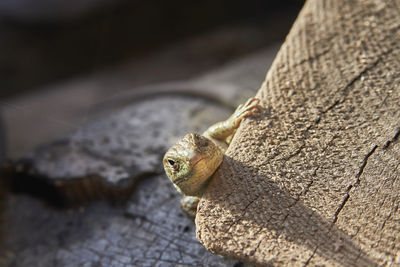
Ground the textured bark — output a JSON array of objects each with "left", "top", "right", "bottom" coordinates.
[{"left": 196, "top": 0, "right": 400, "bottom": 266}]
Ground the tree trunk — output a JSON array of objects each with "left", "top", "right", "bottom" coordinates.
[{"left": 196, "top": 0, "right": 400, "bottom": 266}]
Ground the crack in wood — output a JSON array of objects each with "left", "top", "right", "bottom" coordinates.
[
  {"left": 327, "top": 47, "right": 397, "bottom": 224},
  {"left": 343, "top": 47, "right": 393, "bottom": 97},
  {"left": 380, "top": 201, "right": 398, "bottom": 231},
  {"left": 325, "top": 48, "right": 394, "bottom": 117},
  {"left": 354, "top": 145, "right": 378, "bottom": 187},
  {"left": 280, "top": 49, "right": 392, "bottom": 169},
  {"left": 290, "top": 46, "right": 332, "bottom": 70},
  {"left": 332, "top": 145, "right": 378, "bottom": 223},
  {"left": 250, "top": 226, "right": 267, "bottom": 256},
  {"left": 383, "top": 128, "right": 400, "bottom": 149},
  {"left": 332, "top": 193, "right": 350, "bottom": 224},
  {"left": 196, "top": 1, "right": 400, "bottom": 264},
  {"left": 303, "top": 246, "right": 318, "bottom": 267},
  {"left": 227, "top": 195, "right": 260, "bottom": 232}
]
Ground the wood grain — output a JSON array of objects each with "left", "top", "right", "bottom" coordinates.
[{"left": 196, "top": 0, "right": 400, "bottom": 266}]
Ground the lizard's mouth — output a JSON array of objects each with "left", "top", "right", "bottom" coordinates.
[
  {"left": 192, "top": 156, "right": 205, "bottom": 167},
  {"left": 174, "top": 157, "right": 205, "bottom": 186},
  {"left": 174, "top": 177, "right": 186, "bottom": 185}
]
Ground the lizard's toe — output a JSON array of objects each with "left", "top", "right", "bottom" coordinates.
[{"left": 238, "top": 98, "right": 263, "bottom": 117}]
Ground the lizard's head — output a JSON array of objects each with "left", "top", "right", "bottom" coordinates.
[{"left": 163, "top": 133, "right": 223, "bottom": 197}]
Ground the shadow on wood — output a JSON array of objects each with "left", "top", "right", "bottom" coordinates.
[
  {"left": 196, "top": 0, "right": 400, "bottom": 265},
  {"left": 197, "top": 156, "right": 376, "bottom": 266}
]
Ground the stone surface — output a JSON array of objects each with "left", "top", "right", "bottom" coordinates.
[
  {"left": 196, "top": 0, "right": 400, "bottom": 266},
  {"left": 0, "top": 178, "right": 238, "bottom": 266},
  {"left": 4, "top": 96, "right": 232, "bottom": 205},
  {"left": 0, "top": 95, "right": 240, "bottom": 266}
]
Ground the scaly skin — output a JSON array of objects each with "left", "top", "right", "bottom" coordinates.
[{"left": 163, "top": 97, "right": 262, "bottom": 218}]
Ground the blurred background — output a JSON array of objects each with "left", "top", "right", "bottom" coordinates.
[
  {"left": 0, "top": 0, "right": 304, "bottom": 159},
  {"left": 0, "top": 2, "right": 305, "bottom": 265}
]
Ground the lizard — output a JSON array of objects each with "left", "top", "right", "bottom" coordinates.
[{"left": 163, "top": 97, "right": 262, "bottom": 218}]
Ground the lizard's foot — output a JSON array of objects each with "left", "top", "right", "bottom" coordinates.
[
  {"left": 180, "top": 196, "right": 200, "bottom": 220},
  {"left": 232, "top": 97, "right": 263, "bottom": 128}
]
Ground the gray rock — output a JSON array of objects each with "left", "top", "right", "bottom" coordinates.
[
  {"left": 4, "top": 96, "right": 231, "bottom": 205},
  {"left": 0, "top": 95, "right": 243, "bottom": 266},
  {"left": 0, "top": 177, "right": 239, "bottom": 266}
]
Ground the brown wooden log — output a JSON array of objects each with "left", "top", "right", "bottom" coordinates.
[{"left": 196, "top": 0, "right": 400, "bottom": 266}]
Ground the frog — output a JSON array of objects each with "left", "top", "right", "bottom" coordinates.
[{"left": 163, "top": 97, "right": 262, "bottom": 218}]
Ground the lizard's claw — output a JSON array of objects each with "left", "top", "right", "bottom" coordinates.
[{"left": 232, "top": 97, "right": 263, "bottom": 127}]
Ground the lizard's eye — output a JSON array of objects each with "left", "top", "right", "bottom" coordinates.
[{"left": 167, "top": 159, "right": 179, "bottom": 171}]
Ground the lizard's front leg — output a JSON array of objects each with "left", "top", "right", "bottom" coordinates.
[
  {"left": 203, "top": 97, "right": 262, "bottom": 146},
  {"left": 163, "top": 97, "right": 262, "bottom": 220}
]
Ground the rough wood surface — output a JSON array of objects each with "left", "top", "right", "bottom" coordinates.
[{"left": 196, "top": 0, "right": 400, "bottom": 266}]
